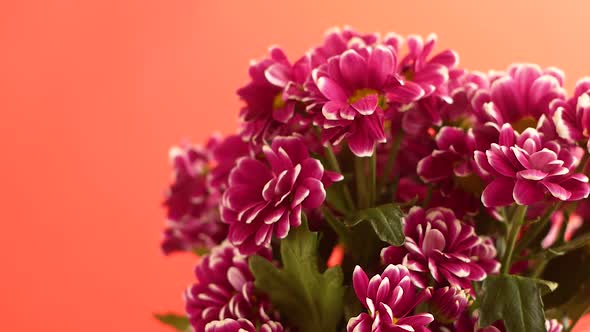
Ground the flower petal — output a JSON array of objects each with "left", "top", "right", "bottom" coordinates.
[
  {"left": 482, "top": 177, "right": 515, "bottom": 207},
  {"left": 340, "top": 49, "right": 368, "bottom": 89},
  {"left": 368, "top": 45, "right": 395, "bottom": 88},
  {"left": 317, "top": 76, "right": 348, "bottom": 102},
  {"left": 513, "top": 179, "right": 545, "bottom": 205},
  {"left": 264, "top": 63, "right": 289, "bottom": 87},
  {"left": 486, "top": 148, "right": 516, "bottom": 177},
  {"left": 386, "top": 81, "right": 425, "bottom": 103},
  {"left": 541, "top": 181, "right": 571, "bottom": 201},
  {"left": 352, "top": 266, "right": 369, "bottom": 309},
  {"left": 351, "top": 94, "right": 379, "bottom": 115},
  {"left": 517, "top": 169, "right": 548, "bottom": 180},
  {"left": 301, "top": 178, "right": 326, "bottom": 209}
]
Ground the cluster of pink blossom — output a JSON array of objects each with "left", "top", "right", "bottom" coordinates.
[{"left": 159, "top": 28, "right": 590, "bottom": 332}]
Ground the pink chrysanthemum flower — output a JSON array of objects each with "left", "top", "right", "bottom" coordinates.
[
  {"left": 237, "top": 47, "right": 310, "bottom": 141},
  {"left": 398, "top": 34, "right": 459, "bottom": 100},
  {"left": 397, "top": 68, "right": 486, "bottom": 141},
  {"left": 162, "top": 143, "right": 227, "bottom": 254},
  {"left": 308, "top": 26, "right": 379, "bottom": 68},
  {"left": 205, "top": 318, "right": 284, "bottom": 332},
  {"left": 207, "top": 134, "right": 251, "bottom": 192},
  {"left": 382, "top": 207, "right": 500, "bottom": 290},
  {"left": 440, "top": 69, "right": 490, "bottom": 124},
  {"left": 185, "top": 242, "right": 279, "bottom": 332},
  {"left": 472, "top": 64, "right": 565, "bottom": 130},
  {"left": 545, "top": 319, "right": 564, "bottom": 332},
  {"left": 309, "top": 45, "right": 424, "bottom": 156},
  {"left": 347, "top": 264, "right": 434, "bottom": 332},
  {"left": 429, "top": 286, "right": 469, "bottom": 323},
  {"left": 552, "top": 77, "right": 590, "bottom": 150},
  {"left": 416, "top": 126, "right": 496, "bottom": 217},
  {"left": 452, "top": 311, "right": 503, "bottom": 332},
  {"left": 418, "top": 126, "right": 476, "bottom": 182},
  {"left": 221, "top": 136, "right": 342, "bottom": 254},
  {"left": 391, "top": 37, "right": 464, "bottom": 141},
  {"left": 475, "top": 124, "right": 590, "bottom": 207},
  {"left": 542, "top": 210, "right": 583, "bottom": 248}
]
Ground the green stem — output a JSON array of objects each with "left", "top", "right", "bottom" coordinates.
[
  {"left": 321, "top": 206, "right": 353, "bottom": 250},
  {"left": 499, "top": 207, "right": 509, "bottom": 223},
  {"left": 368, "top": 150, "right": 377, "bottom": 207},
  {"left": 501, "top": 205, "right": 528, "bottom": 275},
  {"left": 514, "top": 202, "right": 561, "bottom": 255},
  {"left": 377, "top": 131, "right": 404, "bottom": 198},
  {"left": 531, "top": 260, "right": 548, "bottom": 278},
  {"left": 355, "top": 157, "right": 368, "bottom": 209},
  {"left": 324, "top": 145, "right": 355, "bottom": 211}
]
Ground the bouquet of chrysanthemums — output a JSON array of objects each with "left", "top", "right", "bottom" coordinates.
[{"left": 155, "top": 27, "right": 590, "bottom": 332}]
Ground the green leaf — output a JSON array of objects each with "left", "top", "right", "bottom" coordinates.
[
  {"left": 325, "top": 181, "right": 351, "bottom": 214},
  {"left": 479, "top": 275, "right": 555, "bottom": 332},
  {"left": 343, "top": 286, "right": 364, "bottom": 321},
  {"left": 345, "top": 203, "right": 404, "bottom": 246},
  {"left": 542, "top": 245, "right": 590, "bottom": 326},
  {"left": 249, "top": 216, "right": 344, "bottom": 332},
  {"left": 322, "top": 207, "right": 354, "bottom": 250},
  {"left": 153, "top": 313, "right": 191, "bottom": 332}
]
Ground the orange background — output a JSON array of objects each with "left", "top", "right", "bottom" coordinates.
[{"left": 2, "top": 0, "right": 590, "bottom": 331}]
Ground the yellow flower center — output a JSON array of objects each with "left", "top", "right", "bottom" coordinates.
[
  {"left": 273, "top": 93, "right": 286, "bottom": 110},
  {"left": 511, "top": 116, "right": 537, "bottom": 133},
  {"left": 448, "top": 116, "right": 475, "bottom": 130},
  {"left": 348, "top": 88, "right": 388, "bottom": 110},
  {"left": 348, "top": 88, "right": 379, "bottom": 104},
  {"left": 455, "top": 173, "right": 484, "bottom": 194}
]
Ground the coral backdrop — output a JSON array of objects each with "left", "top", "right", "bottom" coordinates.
[{"left": 1, "top": 0, "right": 590, "bottom": 331}]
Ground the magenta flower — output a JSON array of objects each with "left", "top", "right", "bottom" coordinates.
[
  {"left": 162, "top": 143, "right": 227, "bottom": 254},
  {"left": 382, "top": 207, "right": 500, "bottom": 289},
  {"left": 429, "top": 286, "right": 469, "bottom": 323},
  {"left": 207, "top": 134, "right": 250, "bottom": 192},
  {"left": 542, "top": 210, "right": 583, "bottom": 248},
  {"left": 390, "top": 134, "right": 437, "bottom": 179},
  {"left": 552, "top": 77, "right": 590, "bottom": 149},
  {"left": 428, "top": 186, "right": 481, "bottom": 219},
  {"left": 347, "top": 264, "right": 434, "bottom": 332},
  {"left": 392, "top": 36, "right": 463, "bottom": 139},
  {"left": 309, "top": 45, "right": 424, "bottom": 156},
  {"left": 475, "top": 124, "right": 590, "bottom": 207},
  {"left": 394, "top": 177, "right": 427, "bottom": 204},
  {"left": 439, "top": 69, "right": 489, "bottom": 124},
  {"left": 221, "top": 136, "right": 342, "bottom": 254},
  {"left": 185, "top": 242, "right": 278, "bottom": 332},
  {"left": 452, "top": 311, "right": 503, "bottom": 332},
  {"left": 396, "top": 68, "right": 487, "bottom": 140},
  {"left": 165, "top": 144, "right": 209, "bottom": 222},
  {"left": 237, "top": 47, "right": 310, "bottom": 141},
  {"left": 417, "top": 126, "right": 475, "bottom": 183},
  {"left": 205, "top": 319, "right": 283, "bottom": 332},
  {"left": 308, "top": 26, "right": 379, "bottom": 68},
  {"left": 398, "top": 34, "right": 459, "bottom": 99},
  {"left": 472, "top": 64, "right": 565, "bottom": 129},
  {"left": 545, "top": 319, "right": 563, "bottom": 332},
  {"left": 416, "top": 126, "right": 496, "bottom": 217}
]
